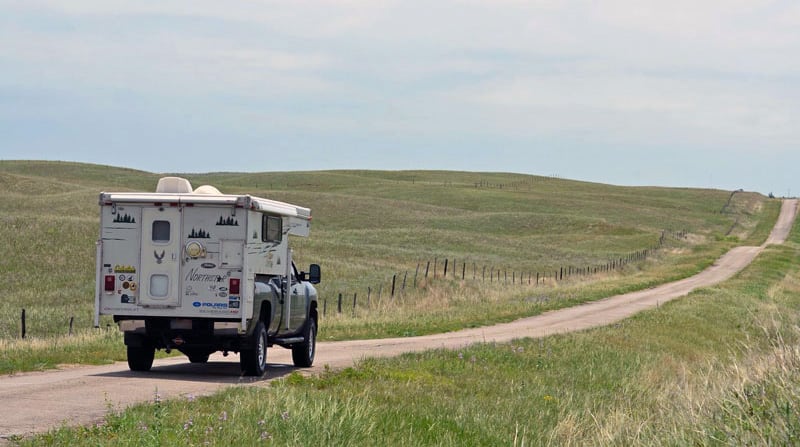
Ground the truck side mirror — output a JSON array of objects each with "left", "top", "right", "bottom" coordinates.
[{"left": 308, "top": 264, "right": 321, "bottom": 284}]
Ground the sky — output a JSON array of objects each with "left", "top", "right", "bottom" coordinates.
[{"left": 1, "top": 1, "right": 798, "bottom": 195}]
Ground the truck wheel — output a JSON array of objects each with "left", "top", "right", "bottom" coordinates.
[
  {"left": 292, "top": 316, "right": 317, "bottom": 367},
  {"left": 127, "top": 345, "right": 155, "bottom": 372},
  {"left": 241, "top": 321, "right": 268, "bottom": 376}
]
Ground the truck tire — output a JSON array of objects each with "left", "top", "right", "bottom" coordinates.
[
  {"left": 127, "top": 345, "right": 155, "bottom": 372},
  {"left": 292, "top": 316, "right": 317, "bottom": 367},
  {"left": 241, "top": 321, "right": 268, "bottom": 376}
]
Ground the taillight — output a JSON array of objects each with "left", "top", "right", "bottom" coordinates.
[
  {"left": 104, "top": 275, "right": 116, "bottom": 292},
  {"left": 229, "top": 277, "right": 241, "bottom": 295}
]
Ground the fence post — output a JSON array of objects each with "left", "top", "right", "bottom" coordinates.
[
  {"left": 414, "top": 263, "right": 420, "bottom": 288},
  {"left": 21, "top": 308, "right": 26, "bottom": 339},
  {"left": 462, "top": 262, "right": 466, "bottom": 280},
  {"left": 536, "top": 272, "right": 539, "bottom": 285},
  {"left": 338, "top": 293, "right": 343, "bottom": 314},
  {"left": 402, "top": 272, "right": 408, "bottom": 293},
  {"left": 391, "top": 274, "right": 397, "bottom": 298},
  {"left": 444, "top": 259, "right": 449, "bottom": 278},
  {"left": 324, "top": 297, "right": 328, "bottom": 316},
  {"left": 425, "top": 261, "right": 430, "bottom": 278},
  {"left": 367, "top": 287, "right": 372, "bottom": 308},
  {"left": 69, "top": 316, "right": 75, "bottom": 336},
  {"left": 352, "top": 293, "right": 357, "bottom": 317}
]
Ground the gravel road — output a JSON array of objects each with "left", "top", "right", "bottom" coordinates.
[{"left": 1, "top": 199, "right": 796, "bottom": 442}]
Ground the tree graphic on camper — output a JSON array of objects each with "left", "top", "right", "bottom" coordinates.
[
  {"left": 217, "top": 216, "right": 239, "bottom": 226},
  {"left": 188, "top": 228, "right": 211, "bottom": 238},
  {"left": 113, "top": 214, "right": 136, "bottom": 223}
]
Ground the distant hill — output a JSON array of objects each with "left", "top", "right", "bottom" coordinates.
[{"left": 0, "top": 160, "right": 771, "bottom": 339}]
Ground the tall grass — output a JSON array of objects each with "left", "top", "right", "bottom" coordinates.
[
  {"left": 18, "top": 187, "right": 800, "bottom": 446},
  {"left": 0, "top": 161, "right": 777, "bottom": 373}
]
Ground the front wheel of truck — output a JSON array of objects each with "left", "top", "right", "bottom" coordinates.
[
  {"left": 241, "top": 321, "right": 268, "bottom": 376},
  {"left": 292, "top": 315, "right": 317, "bottom": 367},
  {"left": 127, "top": 345, "right": 155, "bottom": 372}
]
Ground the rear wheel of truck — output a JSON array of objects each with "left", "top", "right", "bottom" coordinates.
[
  {"left": 127, "top": 345, "right": 155, "bottom": 372},
  {"left": 292, "top": 316, "right": 317, "bottom": 367},
  {"left": 241, "top": 321, "right": 268, "bottom": 376}
]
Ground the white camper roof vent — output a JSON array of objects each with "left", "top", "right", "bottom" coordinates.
[
  {"left": 156, "top": 177, "right": 193, "bottom": 194},
  {"left": 193, "top": 185, "right": 222, "bottom": 195}
]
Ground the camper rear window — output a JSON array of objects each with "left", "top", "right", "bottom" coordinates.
[
  {"left": 152, "top": 220, "right": 170, "bottom": 243},
  {"left": 263, "top": 216, "right": 282, "bottom": 243}
]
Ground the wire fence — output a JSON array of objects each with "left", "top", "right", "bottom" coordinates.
[
  {"left": 15, "top": 230, "right": 688, "bottom": 337},
  {"left": 322, "top": 229, "right": 688, "bottom": 317}
]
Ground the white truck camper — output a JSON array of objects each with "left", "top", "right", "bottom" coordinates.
[{"left": 94, "top": 177, "right": 321, "bottom": 375}]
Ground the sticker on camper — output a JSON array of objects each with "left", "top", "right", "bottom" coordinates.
[
  {"left": 114, "top": 265, "right": 137, "bottom": 274},
  {"left": 113, "top": 214, "right": 136, "bottom": 224},
  {"left": 185, "top": 268, "right": 226, "bottom": 283},
  {"left": 193, "top": 301, "right": 228, "bottom": 310},
  {"left": 188, "top": 228, "right": 211, "bottom": 238},
  {"left": 216, "top": 216, "right": 239, "bottom": 226}
]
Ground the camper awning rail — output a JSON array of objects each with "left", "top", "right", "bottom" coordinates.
[{"left": 100, "top": 192, "right": 311, "bottom": 220}]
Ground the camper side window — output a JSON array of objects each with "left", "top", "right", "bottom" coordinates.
[
  {"left": 263, "top": 216, "right": 283, "bottom": 243},
  {"left": 152, "top": 221, "right": 170, "bottom": 243}
]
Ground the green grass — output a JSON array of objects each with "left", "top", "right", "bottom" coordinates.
[
  {"left": 0, "top": 160, "right": 778, "bottom": 373},
  {"left": 19, "top": 196, "right": 800, "bottom": 446}
]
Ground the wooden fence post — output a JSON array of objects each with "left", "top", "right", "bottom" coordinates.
[
  {"left": 391, "top": 274, "right": 397, "bottom": 298},
  {"left": 338, "top": 293, "right": 343, "bottom": 314},
  {"left": 425, "top": 261, "right": 430, "bottom": 278},
  {"left": 21, "top": 309, "right": 26, "bottom": 339},
  {"left": 352, "top": 293, "right": 357, "bottom": 317},
  {"left": 462, "top": 262, "right": 466, "bottom": 280},
  {"left": 402, "top": 272, "right": 408, "bottom": 293},
  {"left": 444, "top": 259, "right": 449, "bottom": 278},
  {"left": 69, "top": 316, "right": 74, "bottom": 336}
]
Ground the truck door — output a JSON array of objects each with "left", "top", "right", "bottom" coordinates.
[
  {"left": 290, "top": 269, "right": 306, "bottom": 331},
  {"left": 139, "top": 207, "right": 182, "bottom": 307}
]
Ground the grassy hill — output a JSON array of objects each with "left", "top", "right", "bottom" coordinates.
[
  {"left": 9, "top": 160, "right": 800, "bottom": 446},
  {"left": 0, "top": 160, "right": 779, "bottom": 350}
]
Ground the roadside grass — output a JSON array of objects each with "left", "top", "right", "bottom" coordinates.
[
  {"left": 0, "top": 161, "right": 778, "bottom": 374},
  {"left": 0, "top": 330, "right": 123, "bottom": 372},
  {"left": 20, "top": 201, "right": 800, "bottom": 446}
]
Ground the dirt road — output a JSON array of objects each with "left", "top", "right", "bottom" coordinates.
[{"left": 1, "top": 200, "right": 796, "bottom": 442}]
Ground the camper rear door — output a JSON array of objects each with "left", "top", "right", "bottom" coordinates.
[{"left": 139, "top": 207, "right": 182, "bottom": 307}]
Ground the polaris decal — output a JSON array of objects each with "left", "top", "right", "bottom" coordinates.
[{"left": 192, "top": 301, "right": 228, "bottom": 309}]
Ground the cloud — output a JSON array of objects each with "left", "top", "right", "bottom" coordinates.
[{"left": 0, "top": 0, "right": 798, "bottom": 192}]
